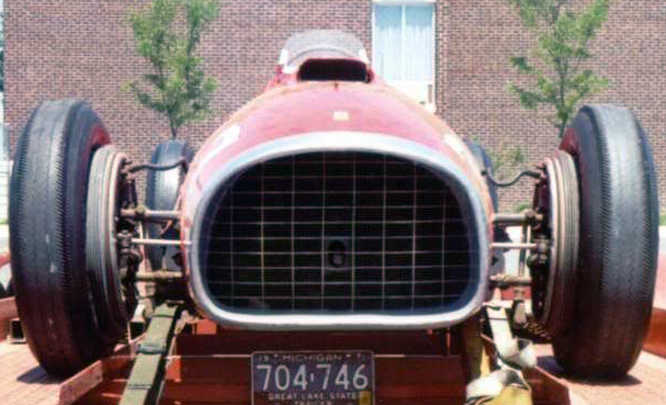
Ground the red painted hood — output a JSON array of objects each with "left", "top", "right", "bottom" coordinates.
[
  {"left": 177, "top": 75, "right": 495, "bottom": 328},
  {"left": 181, "top": 80, "right": 492, "bottom": 229}
]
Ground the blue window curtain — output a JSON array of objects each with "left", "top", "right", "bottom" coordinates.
[
  {"left": 373, "top": 4, "right": 434, "bottom": 82},
  {"left": 374, "top": 5, "right": 403, "bottom": 81},
  {"left": 405, "top": 5, "right": 434, "bottom": 82}
]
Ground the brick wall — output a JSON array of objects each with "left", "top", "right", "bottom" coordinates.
[
  {"left": 5, "top": 0, "right": 666, "bottom": 210},
  {"left": 443, "top": 0, "right": 666, "bottom": 209},
  {"left": 4, "top": 0, "right": 371, "bottom": 195}
]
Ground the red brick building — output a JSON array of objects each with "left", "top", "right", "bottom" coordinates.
[{"left": 5, "top": 0, "right": 666, "bottom": 208}]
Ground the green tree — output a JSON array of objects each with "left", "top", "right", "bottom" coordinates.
[
  {"left": 507, "top": 0, "right": 611, "bottom": 138},
  {"left": 127, "top": 0, "right": 220, "bottom": 138},
  {"left": 488, "top": 144, "right": 527, "bottom": 182}
]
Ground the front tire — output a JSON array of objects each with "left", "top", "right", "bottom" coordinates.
[
  {"left": 10, "top": 99, "right": 116, "bottom": 377},
  {"left": 553, "top": 105, "right": 659, "bottom": 378}
]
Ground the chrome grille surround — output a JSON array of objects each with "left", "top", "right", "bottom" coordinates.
[{"left": 188, "top": 132, "right": 490, "bottom": 330}]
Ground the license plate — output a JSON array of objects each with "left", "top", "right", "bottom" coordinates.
[{"left": 251, "top": 351, "right": 375, "bottom": 405}]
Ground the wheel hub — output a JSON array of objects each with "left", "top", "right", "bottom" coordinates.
[
  {"left": 86, "top": 146, "right": 138, "bottom": 337},
  {"left": 531, "top": 150, "right": 579, "bottom": 337}
]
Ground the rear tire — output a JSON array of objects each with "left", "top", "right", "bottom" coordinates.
[
  {"left": 145, "top": 140, "right": 193, "bottom": 270},
  {"left": 553, "top": 105, "right": 659, "bottom": 378},
  {"left": 10, "top": 99, "right": 115, "bottom": 377},
  {"left": 465, "top": 140, "right": 499, "bottom": 211},
  {"left": 465, "top": 140, "right": 508, "bottom": 279}
]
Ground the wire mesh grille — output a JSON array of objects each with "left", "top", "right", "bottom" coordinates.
[{"left": 202, "top": 152, "right": 473, "bottom": 313}]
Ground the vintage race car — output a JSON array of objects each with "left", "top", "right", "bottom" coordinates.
[{"left": 9, "top": 30, "right": 659, "bottom": 388}]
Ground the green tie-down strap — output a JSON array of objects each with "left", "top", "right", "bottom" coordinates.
[
  {"left": 464, "top": 304, "right": 536, "bottom": 405},
  {"left": 119, "top": 303, "right": 182, "bottom": 405}
]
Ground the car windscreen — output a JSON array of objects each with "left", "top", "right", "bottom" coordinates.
[{"left": 280, "top": 30, "right": 368, "bottom": 71}]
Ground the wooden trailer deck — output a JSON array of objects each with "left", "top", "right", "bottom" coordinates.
[
  {"left": 1, "top": 300, "right": 664, "bottom": 405},
  {"left": 0, "top": 259, "right": 664, "bottom": 405}
]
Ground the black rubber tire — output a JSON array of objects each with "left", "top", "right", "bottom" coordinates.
[
  {"left": 9, "top": 99, "right": 114, "bottom": 377},
  {"left": 465, "top": 140, "right": 499, "bottom": 212},
  {"left": 145, "top": 140, "right": 193, "bottom": 270},
  {"left": 553, "top": 105, "right": 659, "bottom": 378}
]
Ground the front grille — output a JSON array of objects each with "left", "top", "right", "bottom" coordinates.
[{"left": 200, "top": 152, "right": 474, "bottom": 313}]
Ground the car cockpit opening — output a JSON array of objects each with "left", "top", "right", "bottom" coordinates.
[{"left": 297, "top": 59, "right": 370, "bottom": 83}]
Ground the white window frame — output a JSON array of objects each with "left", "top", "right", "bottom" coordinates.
[{"left": 372, "top": 0, "right": 436, "bottom": 112}]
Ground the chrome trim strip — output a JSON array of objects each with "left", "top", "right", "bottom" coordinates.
[{"left": 188, "top": 131, "right": 489, "bottom": 330}]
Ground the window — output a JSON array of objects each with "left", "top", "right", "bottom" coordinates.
[{"left": 372, "top": 2, "right": 435, "bottom": 111}]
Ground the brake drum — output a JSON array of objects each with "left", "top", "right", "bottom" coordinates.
[
  {"left": 86, "top": 145, "right": 136, "bottom": 340},
  {"left": 531, "top": 150, "right": 579, "bottom": 337}
]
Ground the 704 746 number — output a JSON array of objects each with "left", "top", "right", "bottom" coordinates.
[{"left": 255, "top": 362, "right": 370, "bottom": 392}]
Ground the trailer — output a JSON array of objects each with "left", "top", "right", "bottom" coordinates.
[{"left": 1, "top": 260, "right": 665, "bottom": 405}]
